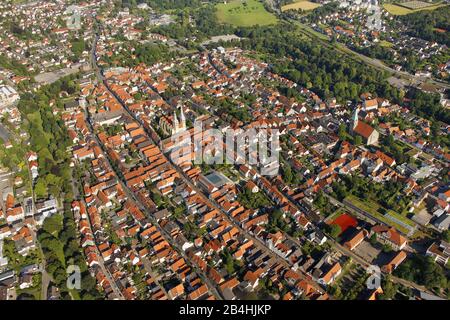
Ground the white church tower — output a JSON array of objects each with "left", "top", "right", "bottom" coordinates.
[
  {"left": 351, "top": 106, "right": 360, "bottom": 132},
  {"left": 172, "top": 105, "right": 187, "bottom": 134}
]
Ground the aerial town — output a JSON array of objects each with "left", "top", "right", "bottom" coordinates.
[{"left": 0, "top": 0, "right": 449, "bottom": 306}]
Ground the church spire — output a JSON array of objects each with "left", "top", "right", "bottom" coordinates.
[
  {"left": 351, "top": 106, "right": 360, "bottom": 131},
  {"left": 172, "top": 110, "right": 179, "bottom": 134},
  {"left": 179, "top": 105, "right": 186, "bottom": 130}
]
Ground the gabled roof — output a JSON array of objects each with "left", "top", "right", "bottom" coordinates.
[{"left": 354, "top": 121, "right": 375, "bottom": 139}]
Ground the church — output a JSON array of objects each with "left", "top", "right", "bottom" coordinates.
[
  {"left": 159, "top": 105, "right": 187, "bottom": 136},
  {"left": 350, "top": 107, "right": 379, "bottom": 146}
]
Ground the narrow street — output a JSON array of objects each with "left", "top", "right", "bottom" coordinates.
[{"left": 40, "top": 261, "right": 51, "bottom": 300}]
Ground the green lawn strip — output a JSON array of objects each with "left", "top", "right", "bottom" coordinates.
[{"left": 345, "top": 194, "right": 413, "bottom": 234}]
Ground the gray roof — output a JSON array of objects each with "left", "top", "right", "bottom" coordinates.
[{"left": 419, "top": 291, "right": 445, "bottom": 300}]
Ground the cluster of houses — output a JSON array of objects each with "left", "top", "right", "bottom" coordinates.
[
  {"left": 0, "top": 190, "right": 57, "bottom": 267},
  {"left": 309, "top": 3, "right": 448, "bottom": 76},
  {"left": 75, "top": 33, "right": 450, "bottom": 299},
  {"left": 0, "top": 85, "right": 19, "bottom": 111},
  {"left": 0, "top": 0, "right": 100, "bottom": 81},
  {"left": 57, "top": 40, "right": 337, "bottom": 300}
]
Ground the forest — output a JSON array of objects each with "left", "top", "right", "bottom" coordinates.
[
  {"left": 122, "top": 0, "right": 203, "bottom": 10},
  {"left": 236, "top": 23, "right": 402, "bottom": 103},
  {"left": 399, "top": 6, "right": 450, "bottom": 47},
  {"left": 18, "top": 77, "right": 76, "bottom": 200},
  {"left": 37, "top": 206, "right": 102, "bottom": 300}
]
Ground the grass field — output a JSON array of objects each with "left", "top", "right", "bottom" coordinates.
[
  {"left": 281, "top": 0, "right": 322, "bottom": 12},
  {"left": 383, "top": 2, "right": 448, "bottom": 15},
  {"left": 216, "top": 0, "right": 278, "bottom": 27}
]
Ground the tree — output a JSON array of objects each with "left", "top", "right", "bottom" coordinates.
[
  {"left": 338, "top": 123, "right": 347, "bottom": 141},
  {"left": 354, "top": 135, "right": 363, "bottom": 146},
  {"left": 443, "top": 230, "right": 450, "bottom": 243},
  {"left": 152, "top": 191, "right": 163, "bottom": 207},
  {"left": 369, "top": 234, "right": 378, "bottom": 246},
  {"left": 42, "top": 215, "right": 63, "bottom": 236},
  {"left": 328, "top": 284, "right": 342, "bottom": 299},
  {"left": 314, "top": 191, "right": 327, "bottom": 208},
  {"left": 394, "top": 254, "right": 447, "bottom": 291},
  {"left": 34, "top": 179, "right": 47, "bottom": 199},
  {"left": 81, "top": 272, "right": 97, "bottom": 292},
  {"left": 282, "top": 165, "right": 293, "bottom": 184},
  {"left": 379, "top": 276, "right": 398, "bottom": 300},
  {"left": 327, "top": 224, "right": 342, "bottom": 238}
]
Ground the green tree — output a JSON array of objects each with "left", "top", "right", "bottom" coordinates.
[
  {"left": 327, "top": 224, "right": 342, "bottom": 238},
  {"left": 34, "top": 179, "right": 47, "bottom": 198},
  {"left": 354, "top": 135, "right": 363, "bottom": 146}
]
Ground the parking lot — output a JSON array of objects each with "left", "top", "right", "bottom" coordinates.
[{"left": 354, "top": 240, "right": 381, "bottom": 264}]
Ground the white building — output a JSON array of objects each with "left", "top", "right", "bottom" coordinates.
[
  {"left": 0, "top": 85, "right": 19, "bottom": 109},
  {"left": 34, "top": 198, "right": 58, "bottom": 224}
]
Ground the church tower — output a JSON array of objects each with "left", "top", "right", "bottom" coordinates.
[
  {"left": 351, "top": 106, "right": 360, "bottom": 132},
  {"left": 172, "top": 105, "right": 187, "bottom": 134},
  {"left": 179, "top": 105, "right": 186, "bottom": 131},
  {"left": 172, "top": 110, "right": 179, "bottom": 135}
]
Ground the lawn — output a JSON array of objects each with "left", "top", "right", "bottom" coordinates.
[
  {"left": 325, "top": 208, "right": 345, "bottom": 222},
  {"left": 281, "top": 0, "right": 322, "bottom": 12},
  {"left": 16, "top": 285, "right": 41, "bottom": 300},
  {"left": 216, "top": 0, "right": 278, "bottom": 27},
  {"left": 379, "top": 40, "right": 394, "bottom": 48},
  {"left": 383, "top": 2, "right": 448, "bottom": 15}
]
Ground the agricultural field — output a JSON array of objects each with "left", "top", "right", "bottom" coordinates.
[
  {"left": 383, "top": 1, "right": 448, "bottom": 15},
  {"left": 216, "top": 0, "right": 278, "bottom": 27},
  {"left": 281, "top": 0, "right": 322, "bottom": 12}
]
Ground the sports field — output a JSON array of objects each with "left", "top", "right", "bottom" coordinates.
[
  {"left": 216, "top": 0, "right": 278, "bottom": 27},
  {"left": 383, "top": 1, "right": 448, "bottom": 15},
  {"left": 330, "top": 213, "right": 358, "bottom": 235},
  {"left": 281, "top": 0, "right": 322, "bottom": 12}
]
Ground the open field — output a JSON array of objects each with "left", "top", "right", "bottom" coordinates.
[
  {"left": 399, "top": 1, "right": 440, "bottom": 10},
  {"left": 281, "top": 0, "right": 322, "bottom": 12},
  {"left": 383, "top": 2, "right": 448, "bottom": 15},
  {"left": 216, "top": 0, "right": 278, "bottom": 27}
]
